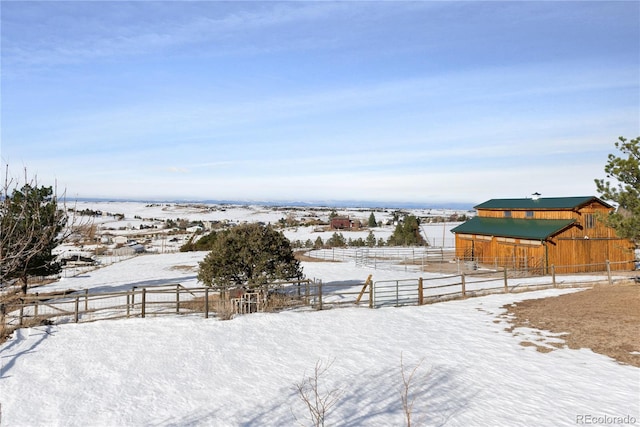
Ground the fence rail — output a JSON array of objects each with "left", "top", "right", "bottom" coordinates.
[
  {"left": 308, "top": 247, "right": 456, "bottom": 273},
  {"left": 1, "top": 260, "right": 635, "bottom": 338}
]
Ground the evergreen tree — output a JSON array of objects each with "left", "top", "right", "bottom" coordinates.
[
  {"left": 387, "top": 215, "right": 426, "bottom": 246},
  {"left": 1, "top": 183, "right": 66, "bottom": 293},
  {"left": 314, "top": 236, "right": 324, "bottom": 249},
  {"left": 595, "top": 136, "right": 640, "bottom": 246},
  {"left": 181, "top": 230, "right": 219, "bottom": 252},
  {"left": 327, "top": 232, "right": 346, "bottom": 247},
  {"left": 366, "top": 231, "right": 376, "bottom": 247},
  {"left": 368, "top": 212, "right": 377, "bottom": 227},
  {"left": 197, "top": 223, "right": 302, "bottom": 289}
]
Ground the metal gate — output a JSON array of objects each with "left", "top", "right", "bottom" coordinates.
[{"left": 371, "top": 279, "right": 421, "bottom": 308}]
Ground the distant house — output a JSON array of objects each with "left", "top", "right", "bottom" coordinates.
[
  {"left": 451, "top": 196, "right": 635, "bottom": 274},
  {"left": 330, "top": 216, "right": 352, "bottom": 230},
  {"left": 186, "top": 225, "right": 203, "bottom": 233},
  {"left": 113, "top": 243, "right": 145, "bottom": 256},
  {"left": 113, "top": 236, "right": 128, "bottom": 245},
  {"left": 329, "top": 216, "right": 362, "bottom": 230}
]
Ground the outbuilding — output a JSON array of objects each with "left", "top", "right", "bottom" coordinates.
[{"left": 451, "top": 196, "right": 635, "bottom": 274}]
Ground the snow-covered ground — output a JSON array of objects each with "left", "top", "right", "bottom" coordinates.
[
  {"left": 2, "top": 252, "right": 639, "bottom": 426},
  {"left": 1, "top": 201, "right": 638, "bottom": 426}
]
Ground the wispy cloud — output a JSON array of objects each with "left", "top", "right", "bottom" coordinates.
[
  {"left": 2, "top": 2, "right": 363, "bottom": 67},
  {"left": 2, "top": 1, "right": 638, "bottom": 204}
]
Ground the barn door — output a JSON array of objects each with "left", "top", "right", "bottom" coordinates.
[{"left": 513, "top": 246, "right": 531, "bottom": 273}]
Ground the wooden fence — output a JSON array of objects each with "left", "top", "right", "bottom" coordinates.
[
  {"left": 0, "top": 280, "right": 318, "bottom": 329},
  {"left": 369, "top": 260, "right": 634, "bottom": 308},
  {"left": 1, "top": 260, "right": 635, "bottom": 336}
]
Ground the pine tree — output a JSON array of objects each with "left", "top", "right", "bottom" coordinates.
[
  {"left": 327, "top": 232, "right": 346, "bottom": 247},
  {"left": 595, "top": 136, "right": 640, "bottom": 246},
  {"left": 366, "top": 231, "right": 376, "bottom": 247},
  {"left": 1, "top": 182, "right": 66, "bottom": 293},
  {"left": 368, "top": 212, "right": 377, "bottom": 227},
  {"left": 197, "top": 223, "right": 302, "bottom": 289},
  {"left": 387, "top": 215, "right": 426, "bottom": 246}
]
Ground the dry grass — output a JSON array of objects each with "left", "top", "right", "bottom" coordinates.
[
  {"left": 294, "top": 251, "right": 341, "bottom": 263},
  {"left": 170, "top": 265, "right": 197, "bottom": 272},
  {"left": 264, "top": 292, "right": 305, "bottom": 312},
  {"left": 503, "top": 281, "right": 640, "bottom": 367},
  {"left": 178, "top": 293, "right": 220, "bottom": 312}
]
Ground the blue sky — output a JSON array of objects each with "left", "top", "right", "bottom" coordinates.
[{"left": 1, "top": 1, "right": 639, "bottom": 206}]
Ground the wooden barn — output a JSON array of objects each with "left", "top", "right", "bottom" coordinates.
[
  {"left": 451, "top": 196, "right": 635, "bottom": 274},
  {"left": 330, "top": 216, "right": 352, "bottom": 230},
  {"left": 330, "top": 216, "right": 362, "bottom": 230}
]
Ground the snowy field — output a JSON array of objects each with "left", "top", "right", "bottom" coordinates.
[
  {"left": 2, "top": 254, "right": 639, "bottom": 426},
  {"left": 1, "top": 201, "right": 638, "bottom": 426},
  {"left": 63, "top": 201, "right": 464, "bottom": 251}
]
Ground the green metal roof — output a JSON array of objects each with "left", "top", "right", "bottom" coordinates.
[
  {"left": 450, "top": 217, "right": 576, "bottom": 240},
  {"left": 474, "top": 196, "right": 610, "bottom": 210}
]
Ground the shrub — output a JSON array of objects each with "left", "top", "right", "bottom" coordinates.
[{"left": 197, "top": 223, "right": 302, "bottom": 290}]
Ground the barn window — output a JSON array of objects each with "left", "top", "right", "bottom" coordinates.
[
  {"left": 525, "top": 211, "right": 534, "bottom": 218},
  {"left": 503, "top": 211, "right": 512, "bottom": 218},
  {"left": 584, "top": 214, "right": 595, "bottom": 229}
]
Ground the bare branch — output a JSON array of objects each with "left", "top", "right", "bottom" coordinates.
[
  {"left": 400, "top": 352, "right": 429, "bottom": 427},
  {"left": 294, "top": 358, "right": 343, "bottom": 427}
]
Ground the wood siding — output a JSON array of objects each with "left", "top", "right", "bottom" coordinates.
[{"left": 457, "top": 200, "right": 635, "bottom": 273}]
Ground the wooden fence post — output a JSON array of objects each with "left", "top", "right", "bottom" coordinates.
[
  {"left": 369, "top": 279, "right": 374, "bottom": 309},
  {"left": 461, "top": 273, "right": 466, "bottom": 298},
  {"left": 395, "top": 280, "right": 400, "bottom": 307},
  {"left": 503, "top": 268, "right": 508, "bottom": 293},
  {"left": 84, "top": 289, "right": 89, "bottom": 311},
  {"left": 74, "top": 296, "right": 80, "bottom": 323},
  {"left": 176, "top": 284, "right": 180, "bottom": 314},
  {"left": 318, "top": 280, "right": 323, "bottom": 310},
  {"left": 204, "top": 287, "right": 209, "bottom": 319},
  {"left": 418, "top": 277, "right": 424, "bottom": 306},
  {"left": 34, "top": 293, "right": 39, "bottom": 318},
  {"left": 0, "top": 303, "right": 5, "bottom": 331},
  {"left": 606, "top": 260, "right": 612, "bottom": 285},
  {"left": 19, "top": 299, "right": 24, "bottom": 326},
  {"left": 141, "top": 288, "right": 146, "bottom": 318},
  {"left": 551, "top": 265, "right": 556, "bottom": 288},
  {"left": 126, "top": 292, "right": 130, "bottom": 318}
]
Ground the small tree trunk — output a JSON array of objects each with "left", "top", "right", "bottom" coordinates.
[{"left": 20, "top": 275, "right": 28, "bottom": 295}]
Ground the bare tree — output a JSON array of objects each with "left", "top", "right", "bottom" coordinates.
[
  {"left": 294, "top": 358, "right": 343, "bottom": 427},
  {"left": 400, "top": 352, "right": 429, "bottom": 427},
  {"left": 0, "top": 166, "right": 72, "bottom": 292}
]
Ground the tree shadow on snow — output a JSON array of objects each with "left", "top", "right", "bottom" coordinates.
[
  {"left": 72, "top": 275, "right": 198, "bottom": 294},
  {"left": 146, "top": 363, "right": 480, "bottom": 426},
  {"left": 0, "top": 326, "right": 54, "bottom": 378},
  {"left": 238, "top": 363, "right": 479, "bottom": 426},
  {"left": 334, "top": 363, "right": 480, "bottom": 426}
]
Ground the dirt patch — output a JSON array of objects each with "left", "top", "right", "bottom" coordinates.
[
  {"left": 170, "top": 265, "right": 197, "bottom": 272},
  {"left": 294, "top": 251, "right": 341, "bottom": 263},
  {"left": 502, "top": 282, "right": 640, "bottom": 367}
]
